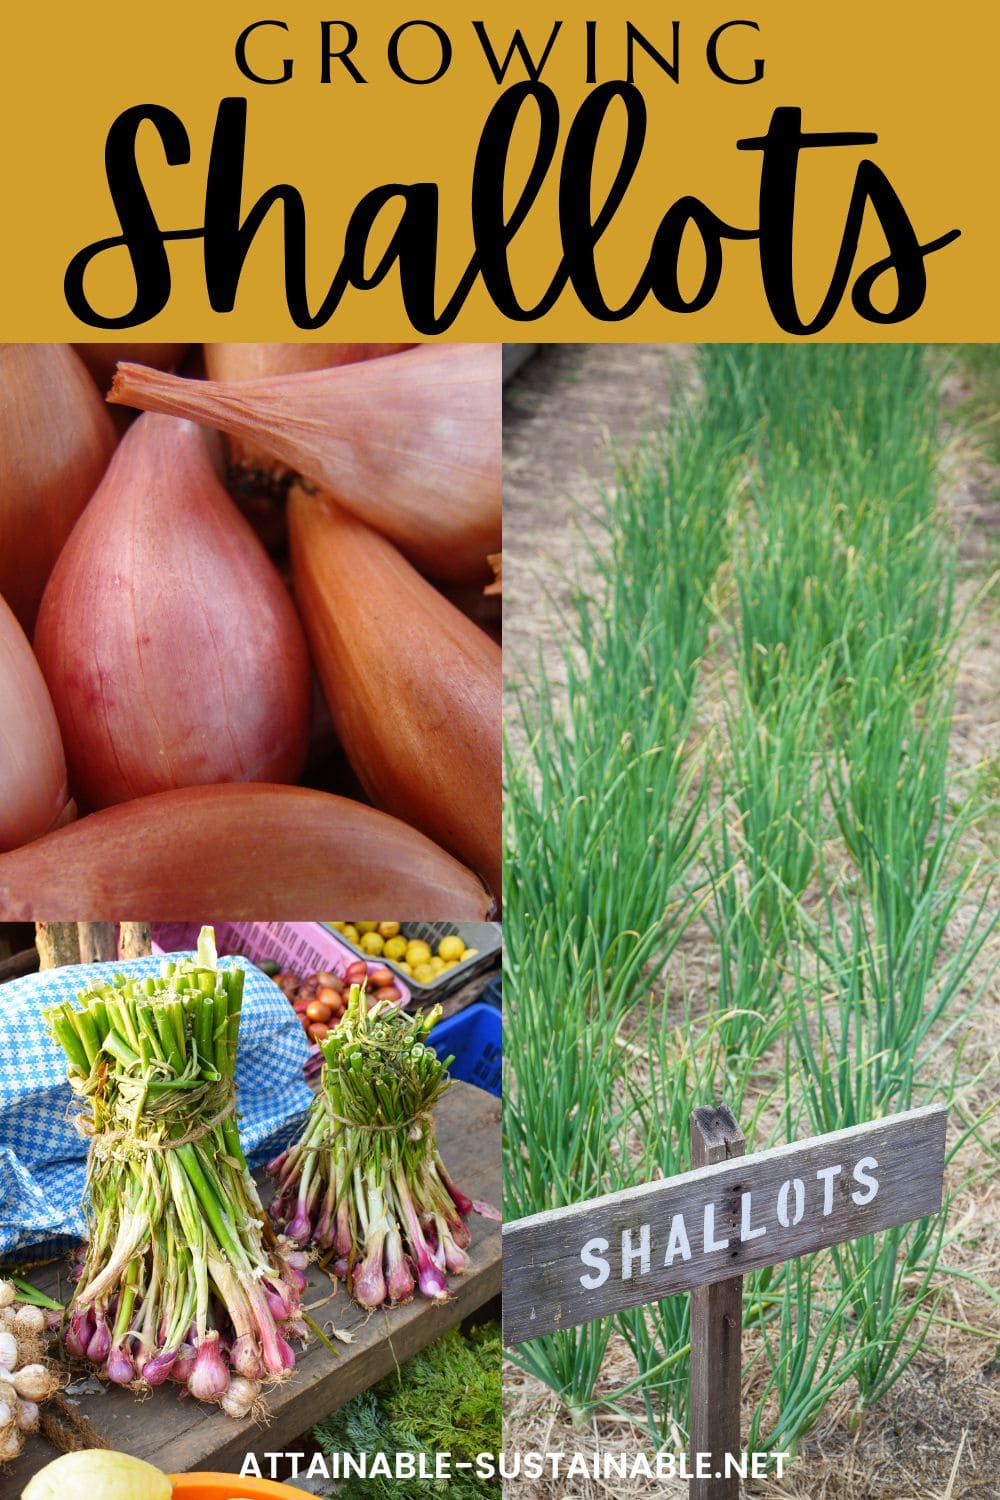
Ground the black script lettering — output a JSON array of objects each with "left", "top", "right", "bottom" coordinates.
[
  {"left": 471, "top": 82, "right": 562, "bottom": 317},
  {"left": 64, "top": 87, "right": 961, "bottom": 337},
  {"left": 203, "top": 99, "right": 471, "bottom": 329},
  {"left": 234, "top": 20, "right": 293, "bottom": 85},
  {"left": 558, "top": 83, "right": 648, "bottom": 316},
  {"left": 203, "top": 98, "right": 309, "bottom": 315},
  {"left": 63, "top": 105, "right": 202, "bottom": 328},
  {"left": 739, "top": 107, "right": 960, "bottom": 333},
  {"left": 644, "top": 198, "right": 755, "bottom": 312}
]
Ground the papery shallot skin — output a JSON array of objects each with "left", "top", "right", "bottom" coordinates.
[
  {"left": 0, "top": 344, "right": 117, "bottom": 633},
  {"left": 0, "top": 592, "right": 71, "bottom": 852},
  {"left": 34, "top": 413, "right": 311, "bottom": 810},
  {"left": 0, "top": 783, "right": 493, "bottom": 921},
  {"left": 110, "top": 344, "right": 502, "bottom": 583},
  {"left": 289, "top": 490, "right": 502, "bottom": 899}
]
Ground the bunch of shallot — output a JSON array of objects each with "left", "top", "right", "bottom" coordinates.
[
  {"left": 47, "top": 929, "right": 306, "bottom": 1418},
  {"left": 268, "top": 987, "right": 498, "bottom": 1309}
]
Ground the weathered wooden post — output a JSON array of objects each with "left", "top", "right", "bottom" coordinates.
[
  {"left": 502, "top": 1103, "right": 948, "bottom": 1498},
  {"left": 689, "top": 1106, "right": 744, "bottom": 1500}
]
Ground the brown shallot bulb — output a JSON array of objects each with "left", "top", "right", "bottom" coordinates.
[
  {"left": 0, "top": 783, "right": 493, "bottom": 920},
  {"left": 0, "top": 344, "right": 117, "bottom": 631},
  {"left": 289, "top": 489, "right": 502, "bottom": 898},
  {"left": 34, "top": 413, "right": 311, "bottom": 810},
  {"left": 0, "top": 592, "right": 72, "bottom": 852},
  {"left": 110, "top": 344, "right": 501, "bottom": 583}
]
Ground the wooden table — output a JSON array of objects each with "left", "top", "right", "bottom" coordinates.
[{"left": 7, "top": 1080, "right": 501, "bottom": 1489}]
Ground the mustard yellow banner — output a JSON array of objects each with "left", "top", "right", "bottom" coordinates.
[{"left": 2, "top": 3, "right": 996, "bottom": 340}]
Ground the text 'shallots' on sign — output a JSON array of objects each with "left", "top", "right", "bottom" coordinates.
[{"left": 501, "top": 1103, "right": 947, "bottom": 1345}]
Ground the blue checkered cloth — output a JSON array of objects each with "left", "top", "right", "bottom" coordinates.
[{"left": 0, "top": 953, "right": 311, "bottom": 1260}]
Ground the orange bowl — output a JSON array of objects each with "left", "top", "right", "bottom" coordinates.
[{"left": 169, "top": 1476, "right": 307, "bottom": 1498}]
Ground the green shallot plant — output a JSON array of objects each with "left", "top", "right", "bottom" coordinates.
[
  {"left": 504, "top": 343, "right": 995, "bottom": 1462},
  {"left": 268, "top": 989, "right": 497, "bottom": 1308},
  {"left": 46, "top": 928, "right": 305, "bottom": 1417}
]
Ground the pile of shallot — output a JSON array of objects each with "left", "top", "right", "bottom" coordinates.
[
  {"left": 0, "top": 342, "right": 501, "bottom": 919},
  {"left": 0, "top": 1279, "right": 60, "bottom": 1466}
]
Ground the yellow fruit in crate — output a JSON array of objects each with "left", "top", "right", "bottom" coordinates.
[
  {"left": 406, "top": 939, "right": 432, "bottom": 966},
  {"left": 329, "top": 921, "right": 347, "bottom": 932},
  {"left": 438, "top": 935, "right": 466, "bottom": 962},
  {"left": 413, "top": 962, "right": 437, "bottom": 984},
  {"left": 356, "top": 921, "right": 378, "bottom": 933},
  {"left": 378, "top": 921, "right": 401, "bottom": 939},
  {"left": 360, "top": 932, "right": 384, "bottom": 956},
  {"left": 384, "top": 936, "right": 407, "bottom": 961},
  {"left": 397, "top": 961, "right": 412, "bottom": 975},
  {"left": 463, "top": 948, "right": 478, "bottom": 960},
  {"left": 441, "top": 960, "right": 459, "bottom": 971},
  {"left": 429, "top": 956, "right": 445, "bottom": 974},
  {"left": 343, "top": 924, "right": 360, "bottom": 944}
]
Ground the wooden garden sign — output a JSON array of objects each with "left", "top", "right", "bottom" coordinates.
[{"left": 502, "top": 1103, "right": 947, "bottom": 1498}]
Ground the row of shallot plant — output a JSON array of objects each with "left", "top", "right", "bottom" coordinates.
[
  {"left": 45, "top": 929, "right": 306, "bottom": 1419},
  {"left": 503, "top": 344, "right": 998, "bottom": 1458},
  {"left": 504, "top": 393, "right": 739, "bottom": 1419}
]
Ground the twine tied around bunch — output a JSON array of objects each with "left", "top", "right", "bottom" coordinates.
[
  {"left": 72, "top": 1076, "right": 238, "bottom": 1169},
  {"left": 321, "top": 1089, "right": 429, "bottom": 1140}
]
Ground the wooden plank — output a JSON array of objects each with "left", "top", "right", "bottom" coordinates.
[
  {"left": 688, "top": 1107, "right": 744, "bottom": 1500},
  {"left": 503, "top": 1103, "right": 947, "bottom": 1344},
  {"left": 7, "top": 1080, "right": 500, "bottom": 1487}
]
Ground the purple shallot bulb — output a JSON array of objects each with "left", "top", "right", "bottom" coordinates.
[
  {"left": 143, "top": 1348, "right": 178, "bottom": 1386},
  {"left": 106, "top": 1345, "right": 135, "bottom": 1385},
  {"left": 231, "top": 1334, "right": 263, "bottom": 1381},
  {"left": 187, "top": 1331, "right": 230, "bottom": 1402},
  {"left": 86, "top": 1311, "right": 111, "bottom": 1364}
]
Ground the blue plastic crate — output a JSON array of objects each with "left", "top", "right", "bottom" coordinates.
[{"left": 430, "top": 1003, "right": 502, "bottom": 1097}]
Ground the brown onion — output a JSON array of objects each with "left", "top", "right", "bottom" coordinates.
[
  {"left": 34, "top": 413, "right": 311, "bottom": 810},
  {"left": 204, "top": 342, "right": 414, "bottom": 479},
  {"left": 289, "top": 489, "right": 501, "bottom": 898},
  {"left": 0, "top": 783, "right": 492, "bottom": 920},
  {"left": 110, "top": 345, "right": 501, "bottom": 583},
  {"left": 204, "top": 343, "right": 414, "bottom": 382},
  {"left": 74, "top": 344, "right": 189, "bottom": 391},
  {"left": 0, "top": 345, "right": 117, "bottom": 632},
  {"left": 0, "top": 593, "right": 73, "bottom": 851}
]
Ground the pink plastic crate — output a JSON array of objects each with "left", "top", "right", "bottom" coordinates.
[
  {"left": 150, "top": 923, "right": 410, "bottom": 1074},
  {"left": 149, "top": 921, "right": 409, "bottom": 1006}
]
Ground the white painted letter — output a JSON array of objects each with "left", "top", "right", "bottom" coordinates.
[
  {"left": 621, "top": 1223, "right": 651, "bottom": 1279},
  {"left": 664, "top": 1213, "right": 692, "bottom": 1265},
  {"left": 740, "top": 1191, "right": 767, "bottom": 1241},
  {"left": 776, "top": 1178, "right": 805, "bottom": 1228},
  {"left": 580, "top": 1237, "right": 610, "bottom": 1289},
  {"left": 703, "top": 1201, "right": 729, "bottom": 1252},
  {"left": 851, "top": 1156, "right": 879, "bottom": 1205},
  {"left": 815, "top": 1163, "right": 842, "bottom": 1215}
]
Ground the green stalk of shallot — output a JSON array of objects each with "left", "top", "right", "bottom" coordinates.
[{"left": 268, "top": 988, "right": 498, "bottom": 1308}]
